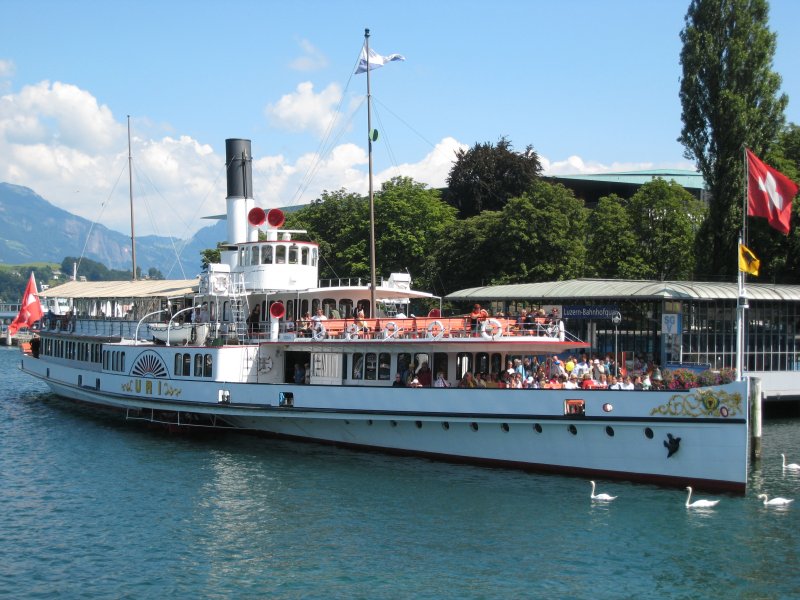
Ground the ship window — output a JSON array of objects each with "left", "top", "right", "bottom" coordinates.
[
  {"left": 238, "top": 247, "right": 245, "bottom": 266},
  {"left": 456, "top": 352, "right": 473, "bottom": 380},
  {"left": 194, "top": 354, "right": 203, "bottom": 377},
  {"left": 433, "top": 353, "right": 448, "bottom": 380},
  {"left": 378, "top": 353, "right": 391, "bottom": 380},
  {"left": 183, "top": 353, "right": 191, "bottom": 376},
  {"left": 251, "top": 246, "right": 259, "bottom": 265},
  {"left": 342, "top": 353, "right": 348, "bottom": 384},
  {"left": 276, "top": 245, "right": 286, "bottom": 264},
  {"left": 312, "top": 248, "right": 318, "bottom": 266},
  {"left": 204, "top": 354, "right": 213, "bottom": 377},
  {"left": 397, "top": 353, "right": 411, "bottom": 382},
  {"left": 261, "top": 245, "right": 273, "bottom": 264},
  {"left": 174, "top": 354, "right": 182, "bottom": 375},
  {"left": 286, "top": 300, "right": 295, "bottom": 321},
  {"left": 365, "top": 353, "right": 377, "bottom": 380},
  {"left": 301, "top": 300, "right": 309, "bottom": 318},
  {"left": 301, "top": 247, "right": 309, "bottom": 265},
  {"left": 311, "top": 299, "right": 320, "bottom": 315},
  {"left": 339, "top": 299, "right": 353, "bottom": 319},
  {"left": 475, "top": 352, "right": 490, "bottom": 374},
  {"left": 352, "top": 353, "right": 364, "bottom": 380},
  {"left": 322, "top": 299, "right": 337, "bottom": 318},
  {"left": 491, "top": 353, "right": 502, "bottom": 374},
  {"left": 288, "top": 245, "right": 298, "bottom": 264}
]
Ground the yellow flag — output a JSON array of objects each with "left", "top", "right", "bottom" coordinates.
[{"left": 739, "top": 244, "right": 760, "bottom": 276}]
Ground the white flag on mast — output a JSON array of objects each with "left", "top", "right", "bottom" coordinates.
[{"left": 355, "top": 47, "right": 405, "bottom": 74}]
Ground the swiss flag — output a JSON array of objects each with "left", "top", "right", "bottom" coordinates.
[
  {"left": 746, "top": 148, "right": 798, "bottom": 235},
  {"left": 8, "top": 272, "right": 43, "bottom": 335}
]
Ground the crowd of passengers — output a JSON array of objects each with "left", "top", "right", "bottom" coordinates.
[{"left": 397, "top": 353, "right": 664, "bottom": 390}]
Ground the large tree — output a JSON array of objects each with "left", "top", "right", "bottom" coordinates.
[
  {"left": 626, "top": 179, "right": 706, "bottom": 280},
  {"left": 678, "top": 0, "right": 788, "bottom": 279},
  {"left": 586, "top": 194, "right": 646, "bottom": 279},
  {"left": 445, "top": 137, "right": 542, "bottom": 218}
]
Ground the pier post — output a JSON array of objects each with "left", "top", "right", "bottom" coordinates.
[{"left": 750, "top": 377, "right": 762, "bottom": 461}]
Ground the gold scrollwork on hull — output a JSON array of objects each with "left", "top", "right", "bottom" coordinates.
[{"left": 650, "top": 390, "right": 743, "bottom": 418}]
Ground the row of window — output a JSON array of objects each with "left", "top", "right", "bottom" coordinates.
[
  {"left": 104, "top": 350, "right": 126, "bottom": 372},
  {"left": 239, "top": 243, "right": 318, "bottom": 267},
  {"left": 345, "top": 352, "right": 527, "bottom": 382},
  {"left": 41, "top": 337, "right": 102, "bottom": 364},
  {"left": 174, "top": 353, "right": 213, "bottom": 378}
]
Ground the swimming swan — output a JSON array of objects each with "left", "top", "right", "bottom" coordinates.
[
  {"left": 757, "top": 493, "right": 794, "bottom": 506},
  {"left": 685, "top": 486, "right": 719, "bottom": 508},
  {"left": 781, "top": 454, "right": 800, "bottom": 470},
  {"left": 590, "top": 480, "right": 617, "bottom": 501}
]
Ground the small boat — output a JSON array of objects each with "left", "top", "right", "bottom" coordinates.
[{"left": 148, "top": 323, "right": 210, "bottom": 346}]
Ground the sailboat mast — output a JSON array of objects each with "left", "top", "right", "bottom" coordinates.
[
  {"left": 127, "top": 115, "right": 137, "bottom": 281},
  {"left": 365, "top": 28, "right": 377, "bottom": 317}
]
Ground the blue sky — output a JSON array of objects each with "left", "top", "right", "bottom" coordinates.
[{"left": 1, "top": 0, "right": 798, "bottom": 238}]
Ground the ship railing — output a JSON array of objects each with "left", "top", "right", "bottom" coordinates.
[
  {"left": 317, "top": 277, "right": 386, "bottom": 288},
  {"left": 256, "top": 316, "right": 576, "bottom": 342}
]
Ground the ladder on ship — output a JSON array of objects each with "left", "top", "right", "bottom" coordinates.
[{"left": 230, "top": 273, "right": 250, "bottom": 343}]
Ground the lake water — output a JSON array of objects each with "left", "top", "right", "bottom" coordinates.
[{"left": 1, "top": 346, "right": 799, "bottom": 599}]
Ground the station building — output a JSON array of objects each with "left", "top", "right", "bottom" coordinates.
[{"left": 445, "top": 278, "right": 800, "bottom": 402}]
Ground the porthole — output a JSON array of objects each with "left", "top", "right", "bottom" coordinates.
[
  {"left": 533, "top": 423, "right": 542, "bottom": 433},
  {"left": 344, "top": 420, "right": 350, "bottom": 425},
  {"left": 470, "top": 422, "right": 479, "bottom": 432},
  {"left": 568, "top": 424, "right": 577, "bottom": 435},
  {"left": 605, "top": 426, "right": 615, "bottom": 437},
  {"left": 367, "top": 419, "right": 373, "bottom": 426},
  {"left": 501, "top": 423, "right": 509, "bottom": 432},
  {"left": 442, "top": 422, "right": 450, "bottom": 430},
  {"left": 415, "top": 420, "right": 423, "bottom": 429},
  {"left": 644, "top": 427, "right": 654, "bottom": 439},
  {"left": 391, "top": 420, "right": 398, "bottom": 428}
]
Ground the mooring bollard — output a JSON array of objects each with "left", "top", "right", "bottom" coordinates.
[{"left": 750, "top": 376, "right": 762, "bottom": 461}]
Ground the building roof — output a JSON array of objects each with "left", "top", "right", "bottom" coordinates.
[
  {"left": 445, "top": 279, "right": 800, "bottom": 302},
  {"left": 551, "top": 169, "right": 705, "bottom": 190},
  {"left": 38, "top": 279, "right": 199, "bottom": 299}
]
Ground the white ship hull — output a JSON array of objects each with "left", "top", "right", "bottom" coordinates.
[{"left": 21, "top": 349, "right": 748, "bottom": 492}]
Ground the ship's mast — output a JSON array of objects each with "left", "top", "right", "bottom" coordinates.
[
  {"left": 365, "top": 28, "right": 377, "bottom": 317},
  {"left": 127, "top": 116, "right": 137, "bottom": 281}
]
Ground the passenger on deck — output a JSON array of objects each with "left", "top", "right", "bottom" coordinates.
[
  {"left": 354, "top": 305, "right": 370, "bottom": 336},
  {"left": 293, "top": 363, "right": 305, "bottom": 384},
  {"left": 474, "top": 372, "right": 487, "bottom": 388},
  {"left": 417, "top": 362, "right": 432, "bottom": 387},
  {"left": 620, "top": 375, "right": 635, "bottom": 390},
  {"left": 297, "top": 313, "right": 312, "bottom": 337},
  {"left": 563, "top": 374, "right": 579, "bottom": 389},
  {"left": 434, "top": 371, "right": 451, "bottom": 388},
  {"left": 458, "top": 372, "right": 477, "bottom": 388},
  {"left": 393, "top": 373, "right": 405, "bottom": 387},
  {"left": 469, "top": 304, "right": 488, "bottom": 335},
  {"left": 247, "top": 305, "right": 261, "bottom": 334}
]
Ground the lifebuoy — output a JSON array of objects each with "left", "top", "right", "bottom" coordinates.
[
  {"left": 345, "top": 323, "right": 361, "bottom": 340},
  {"left": 427, "top": 320, "right": 445, "bottom": 340},
  {"left": 312, "top": 322, "right": 326, "bottom": 340},
  {"left": 383, "top": 321, "right": 399, "bottom": 339},
  {"left": 481, "top": 318, "right": 503, "bottom": 340}
]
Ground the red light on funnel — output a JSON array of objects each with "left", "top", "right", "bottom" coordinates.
[
  {"left": 248, "top": 207, "right": 266, "bottom": 226},
  {"left": 267, "top": 208, "right": 285, "bottom": 228}
]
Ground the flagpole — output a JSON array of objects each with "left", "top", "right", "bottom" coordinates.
[
  {"left": 735, "top": 147, "right": 748, "bottom": 382},
  {"left": 128, "top": 116, "right": 137, "bottom": 281},
  {"left": 365, "top": 28, "right": 377, "bottom": 318}
]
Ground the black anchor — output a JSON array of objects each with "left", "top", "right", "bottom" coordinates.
[{"left": 664, "top": 433, "right": 681, "bottom": 458}]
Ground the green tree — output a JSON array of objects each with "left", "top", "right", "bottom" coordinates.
[
  {"left": 678, "top": 0, "right": 788, "bottom": 279},
  {"left": 434, "top": 211, "right": 504, "bottom": 292},
  {"left": 284, "top": 178, "right": 456, "bottom": 292},
  {"left": 626, "top": 179, "right": 706, "bottom": 280},
  {"left": 445, "top": 137, "right": 542, "bottom": 218},
  {"left": 586, "top": 194, "right": 646, "bottom": 279},
  {"left": 200, "top": 244, "right": 223, "bottom": 270}
]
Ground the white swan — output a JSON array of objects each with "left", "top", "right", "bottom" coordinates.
[
  {"left": 781, "top": 454, "right": 800, "bottom": 470},
  {"left": 685, "top": 486, "right": 719, "bottom": 508},
  {"left": 757, "top": 493, "right": 794, "bottom": 507},
  {"left": 590, "top": 480, "right": 617, "bottom": 501}
]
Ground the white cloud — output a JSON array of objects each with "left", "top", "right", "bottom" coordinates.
[
  {"left": 264, "top": 81, "right": 342, "bottom": 137},
  {"left": 0, "top": 59, "right": 14, "bottom": 77},
  {"left": 289, "top": 39, "right": 329, "bottom": 71}
]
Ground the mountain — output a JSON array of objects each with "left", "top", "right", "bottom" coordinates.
[{"left": 0, "top": 182, "right": 226, "bottom": 276}]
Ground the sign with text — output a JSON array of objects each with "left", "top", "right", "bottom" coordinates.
[{"left": 561, "top": 305, "right": 620, "bottom": 320}]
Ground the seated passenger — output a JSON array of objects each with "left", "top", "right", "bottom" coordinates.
[
  {"left": 458, "top": 372, "right": 476, "bottom": 388},
  {"left": 434, "top": 371, "right": 451, "bottom": 388}
]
